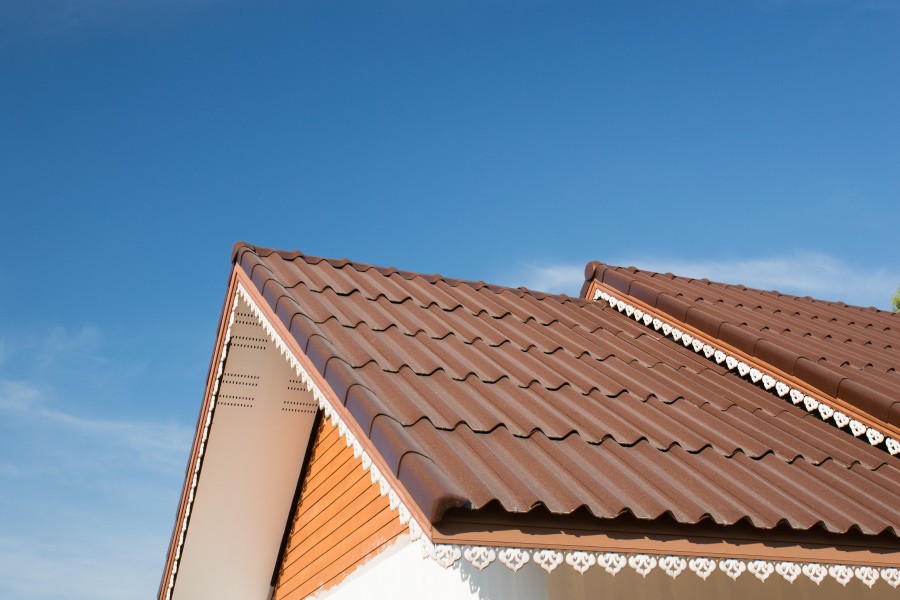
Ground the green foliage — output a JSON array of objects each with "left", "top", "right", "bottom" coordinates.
[{"left": 893, "top": 287, "right": 900, "bottom": 312}]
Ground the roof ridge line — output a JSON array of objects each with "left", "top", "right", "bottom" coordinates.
[
  {"left": 583, "top": 260, "right": 898, "bottom": 314},
  {"left": 235, "top": 241, "right": 584, "bottom": 301}
]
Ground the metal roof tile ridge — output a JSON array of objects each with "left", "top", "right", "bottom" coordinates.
[
  {"left": 387, "top": 398, "right": 869, "bottom": 464},
  {"left": 784, "top": 460, "right": 900, "bottom": 537},
  {"left": 367, "top": 413, "right": 472, "bottom": 519},
  {"left": 587, "top": 285, "right": 900, "bottom": 459},
  {"left": 234, "top": 242, "right": 306, "bottom": 262},
  {"left": 230, "top": 240, "right": 257, "bottom": 262},
  {"left": 715, "top": 403, "right": 889, "bottom": 470},
  {"left": 454, "top": 428, "right": 816, "bottom": 462},
  {"left": 399, "top": 416, "right": 632, "bottom": 448},
  {"left": 298, "top": 254, "right": 462, "bottom": 286},
  {"left": 583, "top": 258, "right": 896, "bottom": 313},
  {"left": 244, "top": 242, "right": 588, "bottom": 301},
  {"left": 870, "top": 459, "right": 900, "bottom": 474}
]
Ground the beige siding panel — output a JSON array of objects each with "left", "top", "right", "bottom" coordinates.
[{"left": 273, "top": 418, "right": 405, "bottom": 600}]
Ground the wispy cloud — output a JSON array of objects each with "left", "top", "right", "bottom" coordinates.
[
  {"left": 0, "top": 324, "right": 191, "bottom": 599},
  {"left": 0, "top": 379, "right": 191, "bottom": 471},
  {"left": 507, "top": 251, "right": 900, "bottom": 310},
  {"left": 0, "top": 532, "right": 165, "bottom": 600},
  {"left": 515, "top": 264, "right": 585, "bottom": 294},
  {"left": 616, "top": 253, "right": 899, "bottom": 308}
]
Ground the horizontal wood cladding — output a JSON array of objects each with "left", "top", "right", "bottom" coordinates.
[{"left": 273, "top": 418, "right": 405, "bottom": 600}]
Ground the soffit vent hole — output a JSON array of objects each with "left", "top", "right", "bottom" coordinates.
[{"left": 230, "top": 335, "right": 267, "bottom": 350}]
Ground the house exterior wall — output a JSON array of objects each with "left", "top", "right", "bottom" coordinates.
[
  {"left": 318, "top": 538, "right": 547, "bottom": 600},
  {"left": 273, "top": 417, "right": 406, "bottom": 599}
]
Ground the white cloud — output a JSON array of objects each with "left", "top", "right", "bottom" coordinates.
[
  {"left": 0, "top": 378, "right": 191, "bottom": 472},
  {"left": 0, "top": 323, "right": 192, "bottom": 599},
  {"left": 514, "top": 264, "right": 585, "bottom": 294},
  {"left": 0, "top": 532, "right": 164, "bottom": 600},
  {"left": 0, "top": 379, "right": 43, "bottom": 412},
  {"left": 509, "top": 251, "right": 900, "bottom": 310},
  {"left": 617, "top": 253, "right": 900, "bottom": 309},
  {"left": 9, "top": 323, "right": 108, "bottom": 375}
]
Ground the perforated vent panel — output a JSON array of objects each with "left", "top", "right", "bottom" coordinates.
[
  {"left": 283, "top": 378, "right": 316, "bottom": 414},
  {"left": 216, "top": 307, "right": 320, "bottom": 415}
]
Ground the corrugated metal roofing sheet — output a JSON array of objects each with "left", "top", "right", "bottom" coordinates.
[
  {"left": 584, "top": 261, "right": 900, "bottom": 426},
  {"left": 234, "top": 243, "right": 900, "bottom": 537}
]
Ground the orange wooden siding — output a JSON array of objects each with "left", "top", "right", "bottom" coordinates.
[{"left": 273, "top": 418, "right": 406, "bottom": 600}]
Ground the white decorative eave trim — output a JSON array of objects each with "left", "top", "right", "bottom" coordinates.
[
  {"left": 421, "top": 546, "right": 899, "bottom": 587},
  {"left": 164, "top": 283, "right": 427, "bottom": 600},
  {"left": 592, "top": 288, "right": 899, "bottom": 457}
]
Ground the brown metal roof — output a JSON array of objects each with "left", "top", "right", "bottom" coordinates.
[
  {"left": 582, "top": 261, "right": 900, "bottom": 427},
  {"left": 233, "top": 243, "right": 900, "bottom": 538}
]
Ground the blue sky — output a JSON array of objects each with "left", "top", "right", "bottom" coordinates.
[{"left": 1, "top": 1, "right": 898, "bottom": 598}]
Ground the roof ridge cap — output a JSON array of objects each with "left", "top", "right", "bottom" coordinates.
[
  {"left": 583, "top": 257, "right": 894, "bottom": 312},
  {"left": 238, "top": 241, "right": 583, "bottom": 300}
]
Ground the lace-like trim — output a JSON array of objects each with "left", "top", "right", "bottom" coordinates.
[
  {"left": 424, "top": 545, "right": 898, "bottom": 587},
  {"left": 593, "top": 288, "right": 899, "bottom": 457}
]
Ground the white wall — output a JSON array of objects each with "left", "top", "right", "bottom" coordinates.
[{"left": 317, "top": 539, "right": 548, "bottom": 600}]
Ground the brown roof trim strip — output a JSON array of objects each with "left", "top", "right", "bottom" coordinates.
[
  {"left": 583, "top": 278, "right": 900, "bottom": 457},
  {"left": 157, "top": 270, "right": 241, "bottom": 600},
  {"left": 427, "top": 507, "right": 900, "bottom": 586},
  {"left": 434, "top": 507, "right": 900, "bottom": 568}
]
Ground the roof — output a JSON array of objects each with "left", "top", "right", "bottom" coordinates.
[
  {"left": 583, "top": 261, "right": 900, "bottom": 426},
  {"left": 233, "top": 243, "right": 900, "bottom": 538}
]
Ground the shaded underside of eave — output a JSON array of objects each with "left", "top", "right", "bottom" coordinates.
[
  {"left": 433, "top": 504, "right": 900, "bottom": 556},
  {"left": 231, "top": 243, "right": 900, "bottom": 540}
]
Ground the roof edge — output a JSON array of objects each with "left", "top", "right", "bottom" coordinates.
[
  {"left": 584, "top": 278, "right": 900, "bottom": 459},
  {"left": 235, "top": 241, "right": 585, "bottom": 302},
  {"left": 583, "top": 259, "right": 897, "bottom": 313},
  {"left": 158, "top": 269, "right": 244, "bottom": 600}
]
